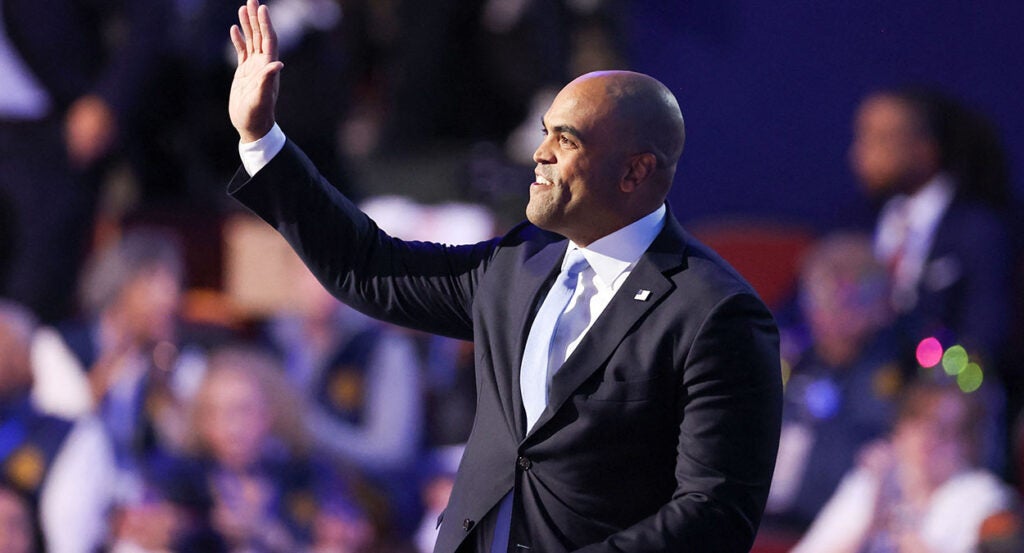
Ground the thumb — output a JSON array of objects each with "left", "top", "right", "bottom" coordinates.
[{"left": 260, "top": 61, "right": 284, "bottom": 82}]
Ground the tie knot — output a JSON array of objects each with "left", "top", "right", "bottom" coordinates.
[{"left": 562, "top": 249, "right": 588, "bottom": 279}]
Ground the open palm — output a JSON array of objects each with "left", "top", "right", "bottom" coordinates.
[{"left": 228, "top": 0, "right": 284, "bottom": 143}]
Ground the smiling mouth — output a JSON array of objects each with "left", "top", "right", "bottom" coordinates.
[{"left": 533, "top": 174, "right": 554, "bottom": 187}]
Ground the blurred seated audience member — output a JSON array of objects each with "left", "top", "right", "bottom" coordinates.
[
  {"left": 267, "top": 263, "right": 423, "bottom": 472},
  {"left": 0, "top": 486, "right": 34, "bottom": 553},
  {"left": 0, "top": 300, "right": 116, "bottom": 553},
  {"left": 419, "top": 334, "right": 477, "bottom": 448},
  {"left": 28, "top": 229, "right": 207, "bottom": 496},
  {"left": 792, "top": 379, "right": 1017, "bottom": 553},
  {"left": 304, "top": 488, "right": 376, "bottom": 553},
  {"left": 358, "top": 196, "right": 496, "bottom": 450},
  {"left": 112, "top": 346, "right": 353, "bottom": 552},
  {"left": 274, "top": 196, "right": 495, "bottom": 537},
  {"left": 0, "top": 0, "right": 167, "bottom": 323},
  {"left": 762, "top": 233, "right": 908, "bottom": 534},
  {"left": 265, "top": 258, "right": 423, "bottom": 537},
  {"left": 850, "top": 87, "right": 1013, "bottom": 368}
]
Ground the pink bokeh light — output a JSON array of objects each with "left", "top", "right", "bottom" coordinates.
[{"left": 916, "top": 337, "right": 943, "bottom": 368}]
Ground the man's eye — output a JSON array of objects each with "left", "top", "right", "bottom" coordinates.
[
  {"left": 540, "top": 128, "right": 548, "bottom": 136},
  {"left": 559, "top": 135, "right": 576, "bottom": 148}
]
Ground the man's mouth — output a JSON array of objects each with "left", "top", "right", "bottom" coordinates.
[{"left": 533, "top": 174, "right": 554, "bottom": 187}]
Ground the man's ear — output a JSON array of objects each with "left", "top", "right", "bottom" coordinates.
[{"left": 620, "top": 153, "right": 657, "bottom": 193}]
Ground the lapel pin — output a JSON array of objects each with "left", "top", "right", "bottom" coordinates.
[{"left": 634, "top": 289, "right": 651, "bottom": 301}]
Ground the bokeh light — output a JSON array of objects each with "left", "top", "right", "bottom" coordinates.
[
  {"left": 806, "top": 379, "right": 840, "bottom": 420},
  {"left": 957, "top": 362, "right": 984, "bottom": 393},
  {"left": 915, "top": 337, "right": 943, "bottom": 368},
  {"left": 942, "top": 345, "right": 969, "bottom": 376}
]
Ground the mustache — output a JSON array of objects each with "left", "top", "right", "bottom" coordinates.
[{"left": 535, "top": 168, "right": 557, "bottom": 182}]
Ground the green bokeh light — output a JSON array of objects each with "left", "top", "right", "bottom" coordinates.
[
  {"left": 957, "top": 363, "right": 983, "bottom": 393},
  {"left": 942, "top": 345, "right": 969, "bottom": 376}
]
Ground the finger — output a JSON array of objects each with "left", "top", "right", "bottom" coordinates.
[
  {"left": 238, "top": 5, "right": 254, "bottom": 54},
  {"left": 230, "top": 25, "right": 247, "bottom": 65},
  {"left": 248, "top": 0, "right": 262, "bottom": 54},
  {"left": 258, "top": 4, "right": 278, "bottom": 60}
]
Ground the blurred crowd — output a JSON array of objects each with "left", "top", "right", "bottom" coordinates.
[{"left": 2, "top": 1, "right": 1024, "bottom": 552}]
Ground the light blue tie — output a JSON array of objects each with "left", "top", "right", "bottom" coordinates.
[
  {"left": 491, "top": 249, "right": 587, "bottom": 553},
  {"left": 520, "top": 248, "right": 589, "bottom": 432}
]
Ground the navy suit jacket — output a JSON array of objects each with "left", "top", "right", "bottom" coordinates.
[
  {"left": 230, "top": 141, "right": 782, "bottom": 552},
  {"left": 909, "top": 196, "right": 1011, "bottom": 360}
]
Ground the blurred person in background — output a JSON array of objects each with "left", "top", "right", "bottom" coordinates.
[
  {"left": 344, "top": 0, "right": 624, "bottom": 159},
  {"left": 304, "top": 487, "right": 378, "bottom": 553},
  {"left": 850, "top": 87, "right": 1012, "bottom": 374},
  {"left": 0, "top": 0, "right": 167, "bottom": 323},
  {"left": 355, "top": 196, "right": 498, "bottom": 452},
  {"left": 28, "top": 229, "right": 208, "bottom": 504},
  {"left": 111, "top": 346, "right": 340, "bottom": 552},
  {"left": 265, "top": 257, "right": 424, "bottom": 537},
  {"left": 0, "top": 300, "right": 116, "bottom": 553},
  {"left": 127, "top": 0, "right": 355, "bottom": 209},
  {"left": 762, "top": 233, "right": 908, "bottom": 537},
  {"left": 792, "top": 379, "right": 1018, "bottom": 553}
]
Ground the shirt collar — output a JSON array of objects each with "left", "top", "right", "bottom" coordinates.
[
  {"left": 567, "top": 204, "right": 667, "bottom": 289},
  {"left": 903, "top": 172, "right": 955, "bottom": 234}
]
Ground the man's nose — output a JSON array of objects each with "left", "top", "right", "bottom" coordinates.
[{"left": 533, "top": 138, "right": 554, "bottom": 164}]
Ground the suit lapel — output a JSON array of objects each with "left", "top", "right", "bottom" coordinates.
[{"left": 526, "top": 216, "right": 689, "bottom": 439}]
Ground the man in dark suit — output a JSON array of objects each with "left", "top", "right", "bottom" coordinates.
[
  {"left": 850, "top": 88, "right": 1013, "bottom": 364},
  {"left": 226, "top": 1, "right": 782, "bottom": 551},
  {"left": 0, "top": 0, "right": 166, "bottom": 322},
  {"left": 850, "top": 88, "right": 1015, "bottom": 472}
]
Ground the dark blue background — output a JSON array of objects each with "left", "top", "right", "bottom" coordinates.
[{"left": 629, "top": 1, "right": 1023, "bottom": 231}]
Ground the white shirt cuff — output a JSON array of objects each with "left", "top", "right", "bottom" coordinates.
[{"left": 239, "top": 123, "right": 286, "bottom": 176}]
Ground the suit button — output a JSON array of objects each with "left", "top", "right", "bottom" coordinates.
[
  {"left": 463, "top": 518, "right": 475, "bottom": 531},
  {"left": 517, "top": 456, "right": 532, "bottom": 470}
]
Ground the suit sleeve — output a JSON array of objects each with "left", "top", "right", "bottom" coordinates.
[
  {"left": 228, "top": 140, "right": 495, "bottom": 340},
  {"left": 956, "top": 211, "right": 1011, "bottom": 360},
  {"left": 575, "top": 293, "right": 783, "bottom": 552}
]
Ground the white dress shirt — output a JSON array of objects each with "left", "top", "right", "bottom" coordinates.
[
  {"left": 555, "top": 205, "right": 666, "bottom": 366},
  {"left": 239, "top": 123, "right": 288, "bottom": 176}
]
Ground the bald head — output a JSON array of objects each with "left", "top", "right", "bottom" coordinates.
[
  {"left": 569, "top": 71, "right": 686, "bottom": 173},
  {"left": 529, "top": 71, "right": 685, "bottom": 244}
]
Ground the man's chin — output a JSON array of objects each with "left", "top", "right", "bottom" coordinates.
[{"left": 525, "top": 206, "right": 552, "bottom": 230}]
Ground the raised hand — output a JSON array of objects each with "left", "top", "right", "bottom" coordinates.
[{"left": 229, "top": 0, "right": 284, "bottom": 143}]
